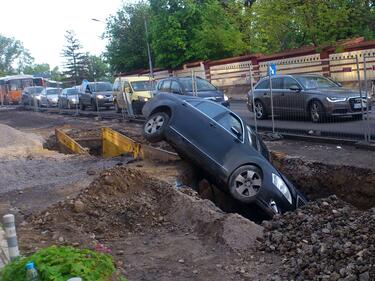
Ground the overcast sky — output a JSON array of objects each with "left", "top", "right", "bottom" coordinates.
[{"left": 0, "top": 0, "right": 136, "bottom": 69}]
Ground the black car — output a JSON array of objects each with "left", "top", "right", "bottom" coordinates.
[
  {"left": 155, "top": 77, "right": 230, "bottom": 107},
  {"left": 79, "top": 82, "right": 114, "bottom": 111},
  {"left": 142, "top": 93, "right": 307, "bottom": 216}
]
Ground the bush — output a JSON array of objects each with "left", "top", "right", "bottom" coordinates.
[{"left": 0, "top": 246, "right": 116, "bottom": 281}]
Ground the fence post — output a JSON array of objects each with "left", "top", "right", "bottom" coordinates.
[
  {"left": 249, "top": 65, "right": 258, "bottom": 133},
  {"left": 191, "top": 70, "right": 197, "bottom": 96},
  {"left": 363, "top": 56, "right": 371, "bottom": 143},
  {"left": 355, "top": 55, "right": 367, "bottom": 142},
  {"left": 3, "top": 214, "right": 19, "bottom": 260}
]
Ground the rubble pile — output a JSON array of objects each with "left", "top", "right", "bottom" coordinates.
[{"left": 259, "top": 196, "right": 374, "bottom": 280}]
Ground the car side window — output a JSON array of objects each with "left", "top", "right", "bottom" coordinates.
[
  {"left": 194, "top": 101, "right": 226, "bottom": 119},
  {"left": 255, "top": 80, "right": 269, "bottom": 90},
  {"left": 216, "top": 113, "right": 243, "bottom": 139},
  {"left": 170, "top": 81, "right": 181, "bottom": 94},
  {"left": 284, "top": 77, "right": 300, "bottom": 89},
  {"left": 160, "top": 80, "right": 171, "bottom": 92},
  {"left": 271, "top": 78, "right": 283, "bottom": 89}
]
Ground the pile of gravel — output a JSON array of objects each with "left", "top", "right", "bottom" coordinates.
[
  {"left": 258, "top": 195, "right": 374, "bottom": 281},
  {"left": 0, "top": 124, "right": 43, "bottom": 156}
]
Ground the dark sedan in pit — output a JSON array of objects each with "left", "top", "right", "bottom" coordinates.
[
  {"left": 247, "top": 74, "right": 371, "bottom": 122},
  {"left": 142, "top": 93, "right": 307, "bottom": 216}
]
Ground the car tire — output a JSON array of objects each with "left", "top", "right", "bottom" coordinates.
[
  {"left": 309, "top": 100, "right": 325, "bottom": 123},
  {"left": 228, "top": 165, "right": 262, "bottom": 204},
  {"left": 79, "top": 100, "right": 85, "bottom": 111},
  {"left": 143, "top": 112, "right": 170, "bottom": 143},
  {"left": 254, "top": 100, "right": 267, "bottom": 120},
  {"left": 92, "top": 99, "right": 98, "bottom": 111},
  {"left": 114, "top": 101, "right": 121, "bottom": 113}
]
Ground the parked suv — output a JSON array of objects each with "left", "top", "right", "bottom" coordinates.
[
  {"left": 113, "top": 76, "right": 154, "bottom": 115},
  {"left": 79, "top": 82, "right": 113, "bottom": 111},
  {"left": 247, "top": 74, "right": 371, "bottom": 122},
  {"left": 155, "top": 77, "right": 230, "bottom": 107}
]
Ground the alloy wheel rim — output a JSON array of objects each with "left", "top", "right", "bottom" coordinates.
[
  {"left": 145, "top": 115, "right": 165, "bottom": 134},
  {"left": 255, "top": 102, "right": 263, "bottom": 118},
  {"left": 311, "top": 103, "right": 320, "bottom": 121},
  {"left": 234, "top": 170, "right": 262, "bottom": 198}
]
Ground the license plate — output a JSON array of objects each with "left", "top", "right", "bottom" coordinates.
[{"left": 354, "top": 102, "right": 366, "bottom": 109}]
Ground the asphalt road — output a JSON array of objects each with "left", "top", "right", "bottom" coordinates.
[
  {"left": 230, "top": 101, "right": 375, "bottom": 141},
  {"left": 15, "top": 101, "right": 375, "bottom": 141}
]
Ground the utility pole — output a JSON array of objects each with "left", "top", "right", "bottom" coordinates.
[{"left": 144, "top": 17, "right": 154, "bottom": 78}]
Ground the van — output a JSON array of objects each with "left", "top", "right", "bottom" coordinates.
[{"left": 113, "top": 76, "right": 155, "bottom": 115}]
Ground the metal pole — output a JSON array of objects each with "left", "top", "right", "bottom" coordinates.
[
  {"left": 363, "top": 56, "right": 370, "bottom": 143},
  {"left": 355, "top": 55, "right": 367, "bottom": 142},
  {"left": 144, "top": 17, "right": 153, "bottom": 78},
  {"left": 3, "top": 214, "right": 19, "bottom": 260},
  {"left": 268, "top": 63, "right": 275, "bottom": 134},
  {"left": 249, "top": 65, "right": 258, "bottom": 132}
]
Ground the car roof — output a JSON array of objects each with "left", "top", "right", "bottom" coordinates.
[{"left": 117, "top": 76, "right": 153, "bottom": 82}]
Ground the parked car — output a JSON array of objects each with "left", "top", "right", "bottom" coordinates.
[
  {"left": 58, "top": 87, "right": 80, "bottom": 109},
  {"left": 39, "top": 87, "right": 62, "bottom": 107},
  {"left": 247, "top": 74, "right": 371, "bottom": 122},
  {"left": 113, "top": 76, "right": 154, "bottom": 115},
  {"left": 79, "top": 82, "right": 114, "bottom": 111},
  {"left": 21, "top": 86, "right": 44, "bottom": 106},
  {"left": 155, "top": 77, "right": 230, "bottom": 107},
  {"left": 142, "top": 93, "right": 307, "bottom": 216}
]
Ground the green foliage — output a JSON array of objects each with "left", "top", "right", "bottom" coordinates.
[
  {"left": 105, "top": 2, "right": 151, "bottom": 73},
  {"left": 85, "top": 54, "right": 111, "bottom": 81},
  {"left": 104, "top": 0, "right": 375, "bottom": 71},
  {"left": 0, "top": 34, "right": 34, "bottom": 76},
  {"left": 0, "top": 246, "right": 116, "bottom": 281}
]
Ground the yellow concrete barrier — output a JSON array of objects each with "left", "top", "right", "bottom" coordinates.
[{"left": 55, "top": 128, "right": 89, "bottom": 155}]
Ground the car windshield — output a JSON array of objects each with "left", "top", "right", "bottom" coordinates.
[
  {"left": 131, "top": 81, "right": 155, "bottom": 91},
  {"left": 66, "top": 89, "right": 79, "bottom": 95},
  {"left": 296, "top": 76, "right": 339, "bottom": 89},
  {"left": 90, "top": 82, "right": 112, "bottom": 92},
  {"left": 26, "top": 87, "right": 43, "bottom": 94},
  {"left": 46, "top": 89, "right": 61, "bottom": 95},
  {"left": 180, "top": 78, "right": 216, "bottom": 92}
]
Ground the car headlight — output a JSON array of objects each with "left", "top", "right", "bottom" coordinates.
[
  {"left": 272, "top": 173, "right": 292, "bottom": 204},
  {"left": 35, "top": 95, "right": 41, "bottom": 100},
  {"left": 97, "top": 95, "right": 104, "bottom": 99},
  {"left": 224, "top": 94, "right": 229, "bottom": 101},
  {"left": 52, "top": 98, "right": 58, "bottom": 102},
  {"left": 326, "top": 97, "right": 347, "bottom": 102},
  {"left": 138, "top": 96, "right": 149, "bottom": 102},
  {"left": 71, "top": 98, "right": 76, "bottom": 102}
]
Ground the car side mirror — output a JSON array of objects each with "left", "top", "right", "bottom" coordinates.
[
  {"left": 290, "top": 85, "right": 301, "bottom": 92},
  {"left": 231, "top": 126, "right": 241, "bottom": 139},
  {"left": 337, "top": 82, "right": 342, "bottom": 87}
]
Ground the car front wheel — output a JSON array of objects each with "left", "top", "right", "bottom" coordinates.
[
  {"left": 143, "top": 112, "right": 169, "bottom": 143},
  {"left": 228, "top": 165, "right": 262, "bottom": 203},
  {"left": 254, "top": 100, "right": 267, "bottom": 120},
  {"left": 310, "top": 100, "right": 325, "bottom": 123}
]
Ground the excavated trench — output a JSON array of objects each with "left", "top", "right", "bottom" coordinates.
[{"left": 50, "top": 128, "right": 375, "bottom": 221}]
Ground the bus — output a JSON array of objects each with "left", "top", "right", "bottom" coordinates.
[{"left": 0, "top": 75, "right": 61, "bottom": 105}]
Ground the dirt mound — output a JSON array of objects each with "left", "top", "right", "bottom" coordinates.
[
  {"left": 259, "top": 195, "right": 375, "bottom": 280},
  {"left": 0, "top": 124, "right": 43, "bottom": 156},
  {"left": 30, "top": 167, "right": 262, "bottom": 252}
]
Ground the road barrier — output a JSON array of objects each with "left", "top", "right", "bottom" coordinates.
[{"left": 2, "top": 214, "right": 19, "bottom": 261}]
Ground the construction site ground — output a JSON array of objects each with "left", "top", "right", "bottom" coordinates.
[{"left": 0, "top": 108, "right": 374, "bottom": 280}]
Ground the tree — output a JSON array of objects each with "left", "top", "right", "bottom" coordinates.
[
  {"left": 61, "top": 30, "right": 88, "bottom": 85},
  {"left": 85, "top": 55, "right": 111, "bottom": 81},
  {"left": 104, "top": 2, "right": 150, "bottom": 73},
  {"left": 23, "top": 64, "right": 64, "bottom": 81},
  {"left": 0, "top": 34, "right": 34, "bottom": 76}
]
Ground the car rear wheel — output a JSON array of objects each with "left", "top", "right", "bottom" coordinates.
[
  {"left": 254, "top": 100, "right": 267, "bottom": 120},
  {"left": 310, "top": 101, "right": 325, "bottom": 123},
  {"left": 229, "top": 165, "right": 262, "bottom": 204},
  {"left": 143, "top": 112, "right": 169, "bottom": 143}
]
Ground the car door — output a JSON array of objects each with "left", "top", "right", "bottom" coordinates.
[
  {"left": 186, "top": 101, "right": 239, "bottom": 177},
  {"left": 281, "top": 77, "right": 305, "bottom": 115},
  {"left": 270, "top": 77, "right": 284, "bottom": 114},
  {"left": 253, "top": 79, "right": 271, "bottom": 110}
]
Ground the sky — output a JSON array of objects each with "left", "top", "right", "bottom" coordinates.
[{"left": 0, "top": 0, "right": 136, "bottom": 70}]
